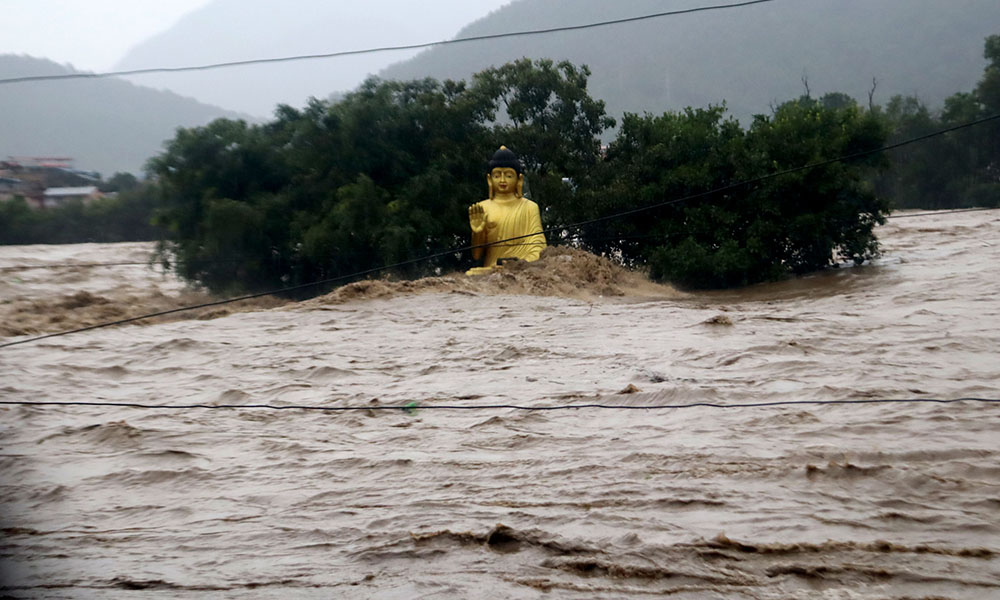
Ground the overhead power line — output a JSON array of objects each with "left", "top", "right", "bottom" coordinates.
[
  {"left": 882, "top": 206, "right": 1000, "bottom": 220},
  {"left": 559, "top": 113, "right": 1000, "bottom": 232},
  {"left": 0, "top": 261, "right": 155, "bottom": 271},
  {"left": 3, "top": 207, "right": 996, "bottom": 273},
  {"left": 0, "top": 0, "right": 778, "bottom": 86},
  {"left": 0, "top": 397, "right": 996, "bottom": 413},
  {"left": 1, "top": 111, "right": 998, "bottom": 351},
  {"left": 0, "top": 257, "right": 250, "bottom": 272}
]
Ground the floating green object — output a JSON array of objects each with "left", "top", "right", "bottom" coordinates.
[{"left": 403, "top": 401, "right": 419, "bottom": 415}]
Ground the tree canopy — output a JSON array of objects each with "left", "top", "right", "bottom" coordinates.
[
  {"left": 557, "top": 97, "right": 889, "bottom": 289},
  {"left": 14, "top": 35, "right": 998, "bottom": 292},
  {"left": 877, "top": 34, "right": 1000, "bottom": 209},
  {"left": 148, "top": 57, "right": 896, "bottom": 292},
  {"left": 151, "top": 59, "right": 612, "bottom": 294}
]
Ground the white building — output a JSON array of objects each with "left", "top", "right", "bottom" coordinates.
[{"left": 42, "top": 186, "right": 103, "bottom": 209}]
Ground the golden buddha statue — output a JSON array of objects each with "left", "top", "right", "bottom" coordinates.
[{"left": 466, "top": 146, "right": 547, "bottom": 275}]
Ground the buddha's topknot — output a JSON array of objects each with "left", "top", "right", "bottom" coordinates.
[{"left": 487, "top": 146, "right": 523, "bottom": 174}]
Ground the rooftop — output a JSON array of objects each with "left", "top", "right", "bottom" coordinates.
[{"left": 43, "top": 186, "right": 99, "bottom": 196}]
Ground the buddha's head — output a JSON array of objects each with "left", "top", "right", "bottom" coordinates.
[{"left": 487, "top": 146, "right": 524, "bottom": 199}]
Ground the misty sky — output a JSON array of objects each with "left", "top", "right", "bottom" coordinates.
[
  {"left": 2, "top": 1, "right": 212, "bottom": 71},
  {"left": 2, "top": 0, "right": 515, "bottom": 115}
]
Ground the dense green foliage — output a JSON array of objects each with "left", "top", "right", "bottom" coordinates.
[
  {"left": 0, "top": 184, "right": 162, "bottom": 245},
  {"left": 561, "top": 97, "right": 889, "bottom": 288},
  {"left": 151, "top": 58, "right": 892, "bottom": 292},
  {"left": 878, "top": 35, "right": 1000, "bottom": 209},
  {"left": 13, "top": 35, "right": 997, "bottom": 291},
  {"left": 151, "top": 59, "right": 611, "bottom": 295}
]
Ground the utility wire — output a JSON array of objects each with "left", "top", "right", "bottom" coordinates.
[
  {"left": 0, "top": 0, "right": 778, "bottom": 86},
  {"left": 553, "top": 113, "right": 1000, "bottom": 232},
  {"left": 3, "top": 207, "right": 996, "bottom": 272},
  {"left": 883, "top": 206, "right": 1000, "bottom": 220},
  {"left": 0, "top": 257, "right": 250, "bottom": 271},
  {"left": 1, "top": 112, "right": 998, "bottom": 351},
  {"left": 1, "top": 398, "right": 997, "bottom": 412},
  {"left": 0, "top": 261, "right": 157, "bottom": 271},
  {"left": 2, "top": 205, "right": 994, "bottom": 274}
]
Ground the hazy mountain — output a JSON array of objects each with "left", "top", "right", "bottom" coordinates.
[
  {"left": 0, "top": 55, "right": 245, "bottom": 176},
  {"left": 113, "top": 0, "right": 513, "bottom": 117},
  {"left": 380, "top": 0, "right": 1000, "bottom": 124}
]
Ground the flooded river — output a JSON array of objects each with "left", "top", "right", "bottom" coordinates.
[{"left": 1, "top": 210, "right": 998, "bottom": 598}]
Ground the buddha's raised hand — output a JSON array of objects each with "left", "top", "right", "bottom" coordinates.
[{"left": 468, "top": 203, "right": 493, "bottom": 233}]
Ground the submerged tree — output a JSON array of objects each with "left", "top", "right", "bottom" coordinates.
[
  {"left": 565, "top": 96, "right": 890, "bottom": 289},
  {"left": 151, "top": 59, "right": 610, "bottom": 295},
  {"left": 149, "top": 57, "right": 904, "bottom": 293},
  {"left": 971, "top": 34, "right": 1000, "bottom": 205},
  {"left": 878, "top": 34, "right": 1000, "bottom": 209},
  {"left": 0, "top": 184, "right": 162, "bottom": 245}
]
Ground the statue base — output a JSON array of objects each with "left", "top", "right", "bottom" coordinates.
[{"left": 465, "top": 266, "right": 499, "bottom": 276}]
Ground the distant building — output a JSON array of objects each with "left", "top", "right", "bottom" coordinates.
[
  {"left": 42, "top": 186, "right": 103, "bottom": 209},
  {"left": 2, "top": 156, "right": 109, "bottom": 208}
]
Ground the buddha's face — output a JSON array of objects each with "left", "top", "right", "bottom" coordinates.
[{"left": 490, "top": 167, "right": 519, "bottom": 195}]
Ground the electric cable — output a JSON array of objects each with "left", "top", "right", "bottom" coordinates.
[
  {"left": 0, "top": 0, "right": 779, "bottom": 86},
  {"left": 3, "top": 206, "right": 996, "bottom": 272},
  {"left": 0, "top": 257, "right": 251, "bottom": 271},
  {"left": 884, "top": 206, "right": 1000, "bottom": 220},
  {"left": 1, "top": 397, "right": 997, "bottom": 412},
  {"left": 2, "top": 111, "right": 998, "bottom": 350},
  {"left": 554, "top": 114, "right": 1000, "bottom": 233},
  {"left": 0, "top": 261, "right": 159, "bottom": 271}
]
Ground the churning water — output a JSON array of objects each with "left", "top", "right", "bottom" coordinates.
[{"left": 1, "top": 210, "right": 998, "bottom": 598}]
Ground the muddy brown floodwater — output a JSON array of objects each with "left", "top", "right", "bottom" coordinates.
[{"left": 1, "top": 211, "right": 999, "bottom": 599}]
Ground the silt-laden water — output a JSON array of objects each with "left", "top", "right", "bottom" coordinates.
[{"left": 1, "top": 211, "right": 998, "bottom": 598}]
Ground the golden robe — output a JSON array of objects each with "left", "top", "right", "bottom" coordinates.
[{"left": 471, "top": 196, "right": 546, "bottom": 266}]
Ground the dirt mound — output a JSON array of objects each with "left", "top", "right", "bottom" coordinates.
[
  {"left": 309, "top": 247, "right": 681, "bottom": 306},
  {"left": 1, "top": 247, "right": 676, "bottom": 339},
  {"left": 0, "top": 289, "right": 288, "bottom": 338}
]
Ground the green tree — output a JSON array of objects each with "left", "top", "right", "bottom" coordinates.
[
  {"left": 149, "top": 59, "right": 914, "bottom": 294},
  {"left": 149, "top": 118, "right": 293, "bottom": 290},
  {"left": 99, "top": 172, "right": 140, "bottom": 193},
  {"left": 877, "top": 34, "right": 1000, "bottom": 209},
  {"left": 567, "top": 97, "right": 889, "bottom": 289},
  {"left": 876, "top": 95, "right": 962, "bottom": 209},
  {"left": 0, "top": 197, "right": 42, "bottom": 244},
  {"left": 151, "top": 60, "right": 612, "bottom": 295},
  {"left": 972, "top": 34, "right": 1000, "bottom": 205},
  {"left": 0, "top": 185, "right": 162, "bottom": 245},
  {"left": 560, "top": 104, "right": 744, "bottom": 268},
  {"left": 466, "top": 59, "right": 615, "bottom": 230}
]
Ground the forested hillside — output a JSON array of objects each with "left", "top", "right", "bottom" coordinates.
[
  {"left": 0, "top": 55, "right": 244, "bottom": 175},
  {"left": 112, "top": 0, "right": 512, "bottom": 117},
  {"left": 381, "top": 0, "right": 1000, "bottom": 122}
]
